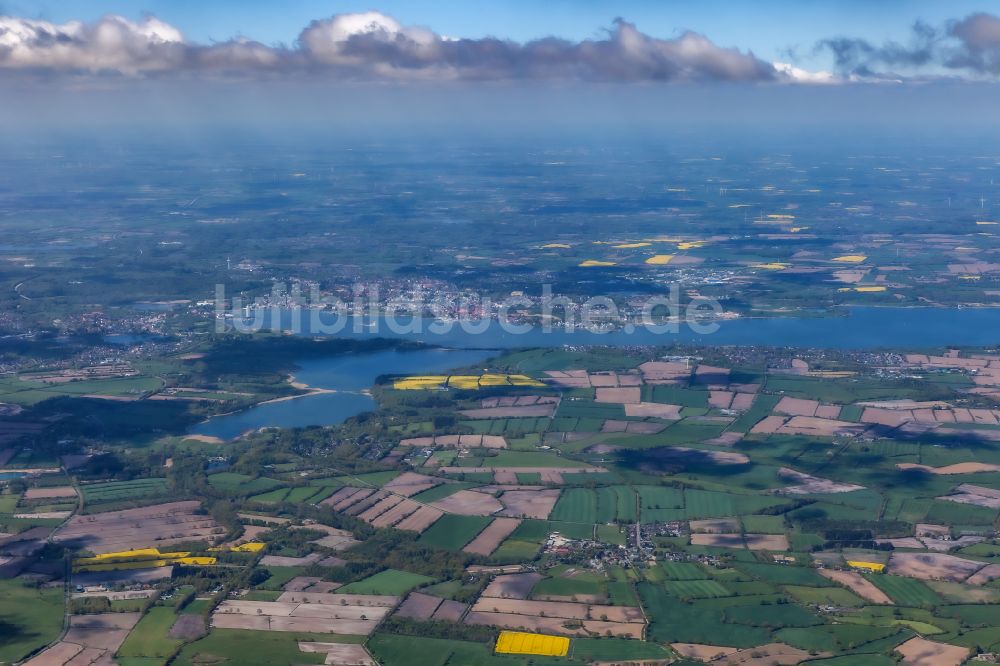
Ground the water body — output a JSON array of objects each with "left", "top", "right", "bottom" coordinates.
[
  {"left": 201, "top": 306, "right": 1000, "bottom": 438},
  {"left": 246, "top": 306, "right": 1000, "bottom": 350},
  {"left": 190, "top": 347, "right": 495, "bottom": 440}
]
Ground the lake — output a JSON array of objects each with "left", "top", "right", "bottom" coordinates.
[
  {"left": 240, "top": 306, "right": 1000, "bottom": 349},
  {"left": 190, "top": 347, "right": 495, "bottom": 440},
  {"left": 199, "top": 306, "right": 1000, "bottom": 438}
]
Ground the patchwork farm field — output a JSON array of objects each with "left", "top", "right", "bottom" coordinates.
[
  {"left": 338, "top": 569, "right": 434, "bottom": 595},
  {"left": 13, "top": 343, "right": 1000, "bottom": 665},
  {"left": 81, "top": 478, "right": 168, "bottom": 504}
]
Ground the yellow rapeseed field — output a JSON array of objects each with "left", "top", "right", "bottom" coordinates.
[
  {"left": 676, "top": 241, "right": 707, "bottom": 250},
  {"left": 75, "top": 548, "right": 165, "bottom": 564},
  {"left": 447, "top": 375, "right": 481, "bottom": 389},
  {"left": 837, "top": 286, "right": 886, "bottom": 293},
  {"left": 612, "top": 242, "right": 651, "bottom": 248},
  {"left": 73, "top": 548, "right": 217, "bottom": 572},
  {"left": 645, "top": 255, "right": 674, "bottom": 265},
  {"left": 392, "top": 375, "right": 449, "bottom": 390},
  {"left": 540, "top": 243, "right": 571, "bottom": 248},
  {"left": 393, "top": 374, "right": 543, "bottom": 390},
  {"left": 578, "top": 260, "right": 616, "bottom": 267},
  {"left": 751, "top": 262, "right": 789, "bottom": 270},
  {"left": 832, "top": 255, "right": 867, "bottom": 263},
  {"left": 478, "top": 374, "right": 513, "bottom": 386},
  {"left": 495, "top": 631, "right": 570, "bottom": 657},
  {"left": 847, "top": 560, "right": 885, "bottom": 573}
]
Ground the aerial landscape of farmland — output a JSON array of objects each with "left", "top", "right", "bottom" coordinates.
[
  {"left": 7, "top": 1, "right": 1000, "bottom": 664},
  {"left": 7, "top": 337, "right": 1000, "bottom": 665}
]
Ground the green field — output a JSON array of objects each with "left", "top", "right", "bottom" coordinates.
[
  {"left": 551, "top": 488, "right": 598, "bottom": 523},
  {"left": 724, "top": 603, "right": 820, "bottom": 628},
  {"left": 570, "top": 638, "right": 669, "bottom": 661},
  {"left": 741, "top": 514, "right": 786, "bottom": 533},
  {"left": 776, "top": 624, "right": 901, "bottom": 653},
  {"left": 0, "top": 579, "right": 66, "bottom": 664},
  {"left": 489, "top": 537, "right": 541, "bottom": 562},
  {"left": 81, "top": 478, "right": 168, "bottom": 503},
  {"left": 0, "top": 491, "right": 22, "bottom": 513},
  {"left": 639, "top": 582, "right": 769, "bottom": 647},
  {"left": 684, "top": 489, "right": 787, "bottom": 519},
  {"left": 208, "top": 472, "right": 283, "bottom": 495},
  {"left": 650, "top": 385, "right": 708, "bottom": 407},
  {"left": 596, "top": 523, "right": 625, "bottom": 545},
  {"left": 248, "top": 487, "right": 291, "bottom": 503},
  {"left": 612, "top": 486, "right": 638, "bottom": 522},
  {"left": 737, "top": 563, "right": 832, "bottom": 587},
  {"left": 802, "top": 656, "right": 894, "bottom": 666},
  {"left": 368, "top": 633, "right": 515, "bottom": 666},
  {"left": 593, "top": 486, "right": 619, "bottom": 523},
  {"left": 661, "top": 561, "right": 709, "bottom": 580},
  {"left": 330, "top": 471, "right": 401, "bottom": 487},
  {"left": 259, "top": 566, "right": 307, "bottom": 591},
  {"left": 866, "top": 575, "right": 941, "bottom": 606},
  {"left": 478, "top": 451, "right": 589, "bottom": 468},
  {"left": 637, "top": 486, "right": 684, "bottom": 521},
  {"left": 556, "top": 400, "right": 626, "bottom": 419},
  {"left": 117, "top": 606, "right": 183, "bottom": 658},
  {"left": 730, "top": 394, "right": 781, "bottom": 432},
  {"left": 665, "top": 579, "right": 732, "bottom": 599},
  {"left": 607, "top": 581, "right": 639, "bottom": 606},
  {"left": 418, "top": 514, "right": 493, "bottom": 550},
  {"left": 839, "top": 404, "right": 865, "bottom": 422},
  {"left": 0, "top": 375, "right": 164, "bottom": 405},
  {"left": 532, "top": 575, "right": 604, "bottom": 599},
  {"left": 249, "top": 483, "right": 328, "bottom": 504},
  {"left": 783, "top": 585, "right": 865, "bottom": 608},
  {"left": 284, "top": 486, "right": 323, "bottom": 503},
  {"left": 174, "top": 629, "right": 346, "bottom": 666},
  {"left": 338, "top": 569, "right": 434, "bottom": 595}
]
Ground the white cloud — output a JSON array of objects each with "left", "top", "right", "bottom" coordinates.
[
  {"left": 0, "top": 10, "right": 781, "bottom": 83},
  {"left": 773, "top": 62, "right": 838, "bottom": 84},
  {"left": 0, "top": 15, "right": 184, "bottom": 73},
  {"left": 3, "top": 10, "right": 999, "bottom": 84},
  {"left": 296, "top": 14, "right": 778, "bottom": 82}
]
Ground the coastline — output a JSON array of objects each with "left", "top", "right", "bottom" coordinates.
[
  {"left": 257, "top": 378, "right": 337, "bottom": 405},
  {"left": 188, "top": 373, "right": 339, "bottom": 432}
]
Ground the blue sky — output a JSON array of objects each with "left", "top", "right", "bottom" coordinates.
[{"left": 6, "top": 0, "right": 996, "bottom": 69}]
